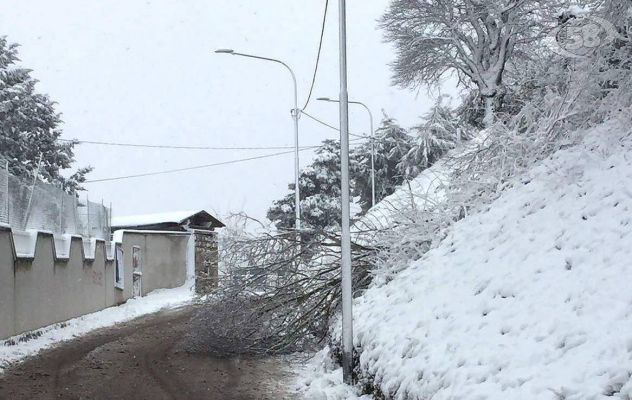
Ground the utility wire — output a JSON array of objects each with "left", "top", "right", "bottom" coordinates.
[
  {"left": 300, "top": 110, "right": 370, "bottom": 140},
  {"left": 301, "top": 0, "right": 329, "bottom": 111},
  {"left": 84, "top": 148, "right": 317, "bottom": 184},
  {"left": 57, "top": 138, "right": 318, "bottom": 151}
]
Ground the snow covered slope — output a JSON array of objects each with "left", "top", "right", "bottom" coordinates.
[
  {"left": 352, "top": 134, "right": 485, "bottom": 240},
  {"left": 309, "top": 121, "right": 632, "bottom": 399},
  {"left": 352, "top": 158, "right": 448, "bottom": 234}
]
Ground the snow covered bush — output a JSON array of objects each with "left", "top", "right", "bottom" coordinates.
[{"left": 398, "top": 98, "right": 465, "bottom": 180}]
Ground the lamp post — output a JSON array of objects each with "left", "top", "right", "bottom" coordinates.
[
  {"left": 317, "top": 97, "right": 375, "bottom": 208},
  {"left": 215, "top": 49, "right": 301, "bottom": 231},
  {"left": 337, "top": 0, "right": 354, "bottom": 385}
]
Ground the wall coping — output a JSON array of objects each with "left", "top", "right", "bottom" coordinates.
[
  {"left": 112, "top": 229, "right": 191, "bottom": 244},
  {"left": 6, "top": 227, "right": 117, "bottom": 262}
]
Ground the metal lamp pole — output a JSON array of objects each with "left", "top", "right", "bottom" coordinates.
[
  {"left": 317, "top": 97, "right": 375, "bottom": 208},
  {"left": 337, "top": 0, "right": 354, "bottom": 385},
  {"left": 215, "top": 49, "right": 301, "bottom": 231}
]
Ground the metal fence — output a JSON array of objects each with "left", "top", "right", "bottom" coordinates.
[
  {"left": 0, "top": 159, "right": 110, "bottom": 239},
  {"left": 0, "top": 159, "right": 8, "bottom": 224}
]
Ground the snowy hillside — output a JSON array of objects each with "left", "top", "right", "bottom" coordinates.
[
  {"left": 301, "top": 120, "right": 632, "bottom": 399},
  {"left": 351, "top": 155, "right": 449, "bottom": 234}
]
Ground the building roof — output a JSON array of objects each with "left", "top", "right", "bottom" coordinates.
[{"left": 111, "top": 210, "right": 225, "bottom": 231}]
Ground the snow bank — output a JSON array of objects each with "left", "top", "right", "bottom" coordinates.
[
  {"left": 310, "top": 121, "right": 632, "bottom": 399},
  {"left": 295, "top": 347, "right": 371, "bottom": 400},
  {"left": 0, "top": 283, "right": 194, "bottom": 372}
]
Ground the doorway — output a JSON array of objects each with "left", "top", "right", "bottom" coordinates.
[{"left": 132, "top": 246, "right": 142, "bottom": 297}]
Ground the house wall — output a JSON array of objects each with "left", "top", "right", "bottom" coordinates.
[
  {"left": 119, "top": 231, "right": 189, "bottom": 296},
  {"left": 0, "top": 228, "right": 191, "bottom": 341}
]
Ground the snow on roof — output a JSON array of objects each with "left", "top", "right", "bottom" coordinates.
[{"left": 111, "top": 210, "right": 200, "bottom": 228}]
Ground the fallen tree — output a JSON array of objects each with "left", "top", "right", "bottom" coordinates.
[{"left": 184, "top": 226, "right": 376, "bottom": 356}]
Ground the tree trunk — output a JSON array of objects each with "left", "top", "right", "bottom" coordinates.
[{"left": 483, "top": 96, "right": 494, "bottom": 128}]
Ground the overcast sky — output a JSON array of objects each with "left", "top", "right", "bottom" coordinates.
[{"left": 0, "top": 1, "right": 453, "bottom": 223}]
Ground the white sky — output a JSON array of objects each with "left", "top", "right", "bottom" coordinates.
[{"left": 0, "top": 1, "right": 454, "bottom": 222}]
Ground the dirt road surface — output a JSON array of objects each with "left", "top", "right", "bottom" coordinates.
[{"left": 0, "top": 306, "right": 300, "bottom": 400}]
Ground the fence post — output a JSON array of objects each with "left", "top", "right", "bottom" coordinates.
[
  {"left": 0, "top": 159, "right": 8, "bottom": 224},
  {"left": 23, "top": 153, "right": 43, "bottom": 230},
  {"left": 5, "top": 160, "right": 9, "bottom": 223},
  {"left": 87, "top": 193, "right": 91, "bottom": 238},
  {"left": 101, "top": 199, "right": 105, "bottom": 239},
  {"left": 59, "top": 189, "right": 63, "bottom": 234},
  {"left": 109, "top": 202, "right": 113, "bottom": 240}
]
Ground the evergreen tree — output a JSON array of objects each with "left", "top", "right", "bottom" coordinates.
[
  {"left": 398, "top": 99, "right": 460, "bottom": 179},
  {"left": 0, "top": 36, "right": 91, "bottom": 193},
  {"left": 267, "top": 140, "right": 345, "bottom": 231},
  {"left": 352, "top": 113, "right": 412, "bottom": 212}
]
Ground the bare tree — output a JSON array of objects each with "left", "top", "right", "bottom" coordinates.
[{"left": 380, "top": 0, "right": 563, "bottom": 127}]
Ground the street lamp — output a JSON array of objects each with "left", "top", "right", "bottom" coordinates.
[
  {"left": 317, "top": 97, "right": 375, "bottom": 208},
  {"left": 337, "top": 0, "right": 354, "bottom": 385},
  {"left": 214, "top": 49, "right": 301, "bottom": 231}
]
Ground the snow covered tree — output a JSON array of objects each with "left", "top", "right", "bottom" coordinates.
[
  {"left": 398, "top": 99, "right": 462, "bottom": 179},
  {"left": 267, "top": 140, "right": 345, "bottom": 231},
  {"left": 353, "top": 114, "right": 413, "bottom": 212},
  {"left": 0, "top": 36, "right": 91, "bottom": 193},
  {"left": 380, "top": 0, "right": 564, "bottom": 127}
]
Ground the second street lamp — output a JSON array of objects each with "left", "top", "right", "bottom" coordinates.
[
  {"left": 318, "top": 97, "right": 376, "bottom": 208},
  {"left": 215, "top": 49, "right": 301, "bottom": 231}
]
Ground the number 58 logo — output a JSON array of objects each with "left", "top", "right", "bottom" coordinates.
[{"left": 547, "top": 15, "right": 621, "bottom": 58}]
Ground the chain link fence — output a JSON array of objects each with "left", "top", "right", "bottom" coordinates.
[{"left": 0, "top": 158, "right": 110, "bottom": 239}]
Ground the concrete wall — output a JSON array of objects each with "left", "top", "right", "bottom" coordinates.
[
  {"left": 0, "top": 227, "right": 15, "bottom": 339},
  {"left": 0, "top": 228, "right": 188, "bottom": 340},
  {"left": 120, "top": 231, "right": 189, "bottom": 296},
  {"left": 3, "top": 231, "right": 126, "bottom": 338}
]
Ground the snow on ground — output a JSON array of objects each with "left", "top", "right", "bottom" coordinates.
[
  {"left": 303, "top": 120, "right": 632, "bottom": 399},
  {"left": 294, "top": 347, "right": 371, "bottom": 400},
  {"left": 0, "top": 283, "right": 194, "bottom": 373},
  {"left": 352, "top": 158, "right": 448, "bottom": 234}
]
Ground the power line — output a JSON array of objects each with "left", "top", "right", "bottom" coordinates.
[
  {"left": 57, "top": 138, "right": 319, "bottom": 151},
  {"left": 301, "top": 0, "right": 329, "bottom": 111},
  {"left": 300, "top": 110, "right": 369, "bottom": 140},
  {"left": 84, "top": 147, "right": 317, "bottom": 184}
]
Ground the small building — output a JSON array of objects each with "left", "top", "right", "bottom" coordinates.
[
  {"left": 111, "top": 210, "right": 225, "bottom": 232},
  {"left": 112, "top": 210, "right": 225, "bottom": 294}
]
